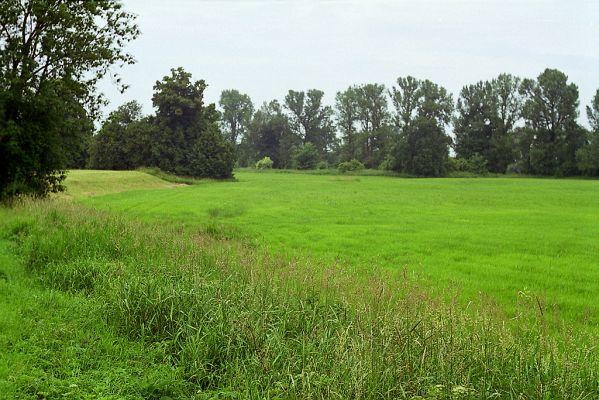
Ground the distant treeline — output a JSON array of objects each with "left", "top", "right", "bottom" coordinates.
[{"left": 88, "top": 67, "right": 599, "bottom": 177}]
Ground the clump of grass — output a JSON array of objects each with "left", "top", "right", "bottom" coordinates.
[{"left": 3, "top": 200, "right": 599, "bottom": 398}]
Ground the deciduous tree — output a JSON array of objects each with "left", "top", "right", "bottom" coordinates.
[
  {"left": 151, "top": 67, "right": 234, "bottom": 178},
  {"left": 0, "top": 0, "right": 139, "bottom": 199},
  {"left": 219, "top": 89, "right": 254, "bottom": 144},
  {"left": 520, "top": 68, "right": 582, "bottom": 175}
]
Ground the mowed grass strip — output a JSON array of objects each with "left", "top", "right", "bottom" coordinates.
[
  {"left": 76, "top": 170, "right": 599, "bottom": 327},
  {"left": 59, "top": 169, "right": 183, "bottom": 199},
  {"left": 2, "top": 200, "right": 599, "bottom": 398}
]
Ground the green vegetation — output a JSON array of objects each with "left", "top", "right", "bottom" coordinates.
[
  {"left": 59, "top": 170, "right": 180, "bottom": 199},
  {"left": 78, "top": 170, "right": 599, "bottom": 328},
  {"left": 2, "top": 198, "right": 599, "bottom": 398},
  {"left": 0, "top": 0, "right": 138, "bottom": 200}
]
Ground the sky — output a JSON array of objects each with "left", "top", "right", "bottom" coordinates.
[{"left": 98, "top": 0, "right": 599, "bottom": 126}]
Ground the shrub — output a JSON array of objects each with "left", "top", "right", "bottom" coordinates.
[
  {"left": 378, "top": 156, "right": 394, "bottom": 171},
  {"left": 292, "top": 143, "right": 320, "bottom": 170},
  {"left": 447, "top": 154, "right": 489, "bottom": 175},
  {"left": 316, "top": 161, "right": 328, "bottom": 170},
  {"left": 189, "top": 128, "right": 236, "bottom": 179},
  {"left": 338, "top": 159, "right": 365, "bottom": 173},
  {"left": 255, "top": 156, "right": 274, "bottom": 170}
]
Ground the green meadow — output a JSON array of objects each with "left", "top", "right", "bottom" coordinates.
[
  {"left": 2, "top": 169, "right": 599, "bottom": 398},
  {"left": 79, "top": 170, "right": 599, "bottom": 327}
]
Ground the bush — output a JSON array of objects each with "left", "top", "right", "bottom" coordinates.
[
  {"left": 338, "top": 159, "right": 365, "bottom": 173},
  {"left": 378, "top": 156, "right": 395, "bottom": 171},
  {"left": 316, "top": 161, "right": 328, "bottom": 170},
  {"left": 447, "top": 154, "right": 489, "bottom": 175},
  {"left": 189, "top": 128, "right": 236, "bottom": 179},
  {"left": 292, "top": 143, "right": 320, "bottom": 170},
  {"left": 255, "top": 156, "right": 274, "bottom": 170}
]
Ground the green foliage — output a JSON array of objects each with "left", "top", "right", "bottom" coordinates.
[
  {"left": 292, "top": 142, "right": 320, "bottom": 170},
  {"left": 335, "top": 86, "right": 361, "bottom": 161},
  {"left": 284, "top": 89, "right": 337, "bottom": 156},
  {"left": 587, "top": 89, "right": 599, "bottom": 132},
  {"left": 242, "top": 100, "right": 298, "bottom": 169},
  {"left": 378, "top": 155, "right": 395, "bottom": 171},
  {"left": 520, "top": 69, "right": 583, "bottom": 176},
  {"left": 255, "top": 156, "right": 274, "bottom": 169},
  {"left": 189, "top": 126, "right": 235, "bottom": 179},
  {"left": 316, "top": 160, "right": 328, "bottom": 170},
  {"left": 88, "top": 101, "right": 154, "bottom": 170},
  {"left": 453, "top": 74, "right": 521, "bottom": 173},
  {"left": 219, "top": 89, "right": 254, "bottom": 144},
  {"left": 576, "top": 131, "right": 599, "bottom": 176},
  {"left": 447, "top": 154, "right": 489, "bottom": 175},
  {"left": 338, "top": 159, "right": 365, "bottom": 173},
  {"left": 151, "top": 68, "right": 235, "bottom": 179},
  {"left": 0, "top": 0, "right": 139, "bottom": 200},
  {"left": 392, "top": 117, "right": 450, "bottom": 176},
  {"left": 0, "top": 92, "right": 67, "bottom": 199}
]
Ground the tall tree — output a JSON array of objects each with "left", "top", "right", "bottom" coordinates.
[
  {"left": 587, "top": 88, "right": 599, "bottom": 132},
  {"left": 219, "top": 89, "right": 254, "bottom": 144},
  {"left": 284, "top": 89, "right": 336, "bottom": 156},
  {"left": 335, "top": 86, "right": 360, "bottom": 161},
  {"left": 488, "top": 73, "right": 522, "bottom": 172},
  {"left": 244, "top": 100, "right": 298, "bottom": 169},
  {"left": 390, "top": 77, "right": 453, "bottom": 176},
  {"left": 453, "top": 81, "right": 496, "bottom": 161},
  {"left": 0, "top": 0, "right": 139, "bottom": 199},
  {"left": 394, "top": 117, "right": 451, "bottom": 177},
  {"left": 355, "top": 83, "right": 392, "bottom": 168},
  {"left": 576, "top": 89, "right": 599, "bottom": 176},
  {"left": 151, "top": 67, "right": 234, "bottom": 178},
  {"left": 520, "top": 68, "right": 582, "bottom": 175},
  {"left": 390, "top": 76, "right": 421, "bottom": 130},
  {"left": 453, "top": 74, "right": 522, "bottom": 172}
]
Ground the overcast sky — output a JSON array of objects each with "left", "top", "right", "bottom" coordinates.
[{"left": 99, "top": 0, "right": 599, "bottom": 126}]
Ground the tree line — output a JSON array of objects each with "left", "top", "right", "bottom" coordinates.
[
  {"left": 2, "top": 1, "right": 599, "bottom": 201},
  {"left": 90, "top": 68, "right": 599, "bottom": 178}
]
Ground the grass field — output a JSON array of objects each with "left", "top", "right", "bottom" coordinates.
[
  {"left": 2, "top": 169, "right": 599, "bottom": 398},
  {"left": 76, "top": 170, "right": 599, "bottom": 328}
]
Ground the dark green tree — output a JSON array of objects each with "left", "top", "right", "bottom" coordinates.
[
  {"left": 587, "top": 89, "right": 599, "bottom": 132},
  {"left": 576, "top": 90, "right": 599, "bottom": 176},
  {"left": 0, "top": 0, "right": 139, "bottom": 199},
  {"left": 488, "top": 74, "right": 522, "bottom": 172},
  {"left": 243, "top": 100, "right": 298, "bottom": 169},
  {"left": 453, "top": 81, "right": 495, "bottom": 162},
  {"left": 292, "top": 142, "right": 320, "bottom": 170},
  {"left": 520, "top": 68, "right": 582, "bottom": 175},
  {"left": 335, "top": 86, "right": 360, "bottom": 162},
  {"left": 88, "top": 101, "right": 154, "bottom": 170},
  {"left": 453, "top": 74, "right": 522, "bottom": 172},
  {"left": 394, "top": 117, "right": 451, "bottom": 176},
  {"left": 390, "top": 77, "right": 453, "bottom": 176},
  {"left": 151, "top": 68, "right": 234, "bottom": 178},
  {"left": 355, "top": 83, "right": 392, "bottom": 168}
]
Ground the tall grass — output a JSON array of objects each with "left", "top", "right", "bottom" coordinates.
[{"left": 3, "top": 200, "right": 599, "bottom": 399}]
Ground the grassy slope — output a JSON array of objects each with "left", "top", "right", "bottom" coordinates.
[
  {"left": 78, "top": 170, "right": 599, "bottom": 327},
  {"left": 59, "top": 170, "right": 181, "bottom": 199}
]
